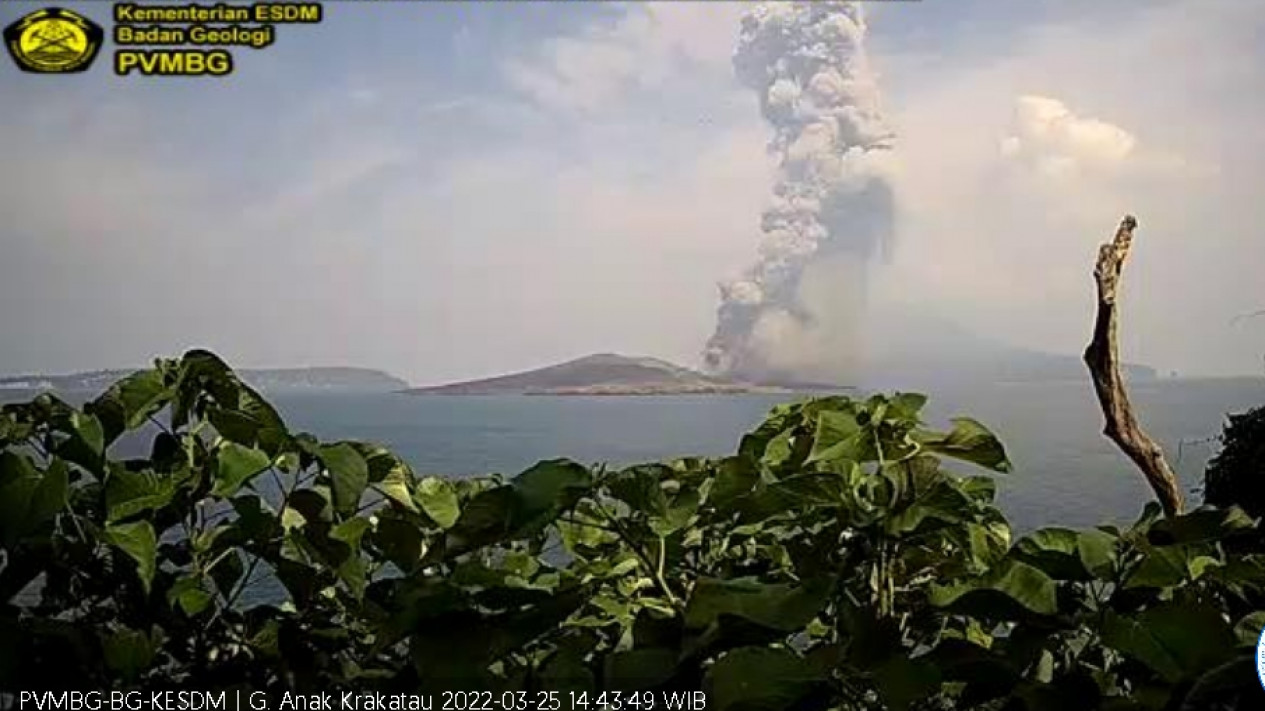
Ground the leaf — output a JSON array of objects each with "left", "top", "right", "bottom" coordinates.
[
  {"left": 710, "top": 456, "right": 759, "bottom": 507},
  {"left": 706, "top": 647, "right": 825, "bottom": 711},
  {"left": 1232, "top": 611, "right": 1265, "bottom": 647},
  {"left": 416, "top": 477, "right": 459, "bottom": 529},
  {"left": 1146, "top": 506, "right": 1255, "bottom": 546},
  {"left": 373, "top": 462, "right": 419, "bottom": 513},
  {"left": 69, "top": 411, "right": 104, "bottom": 457},
  {"left": 807, "top": 410, "right": 867, "bottom": 464},
  {"left": 320, "top": 443, "right": 369, "bottom": 516},
  {"left": 930, "top": 560, "right": 1058, "bottom": 617},
  {"left": 685, "top": 577, "right": 833, "bottom": 632},
  {"left": 105, "top": 464, "right": 183, "bottom": 523},
  {"left": 207, "top": 549, "right": 245, "bottom": 598},
  {"left": 604, "top": 648, "right": 679, "bottom": 691},
  {"left": 28, "top": 457, "right": 69, "bottom": 529},
  {"left": 873, "top": 656, "right": 941, "bottom": 711},
  {"left": 212, "top": 442, "right": 271, "bottom": 498},
  {"left": 1014, "top": 528, "right": 1091, "bottom": 580},
  {"left": 509, "top": 459, "right": 592, "bottom": 536},
  {"left": 1101, "top": 602, "right": 1236, "bottom": 683},
  {"left": 373, "top": 517, "right": 426, "bottom": 572},
  {"left": 915, "top": 418, "right": 1012, "bottom": 473},
  {"left": 105, "top": 521, "right": 158, "bottom": 594},
  {"left": 167, "top": 576, "right": 213, "bottom": 616},
  {"left": 887, "top": 392, "right": 929, "bottom": 421},
  {"left": 0, "top": 453, "right": 67, "bottom": 543},
  {"left": 88, "top": 369, "right": 169, "bottom": 444},
  {"left": 649, "top": 488, "right": 699, "bottom": 537},
  {"left": 1077, "top": 529, "right": 1119, "bottom": 580},
  {"left": 101, "top": 627, "right": 157, "bottom": 682},
  {"left": 1123, "top": 546, "right": 1193, "bottom": 589}
]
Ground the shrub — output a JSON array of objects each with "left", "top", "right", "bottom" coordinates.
[
  {"left": 1, "top": 351, "right": 1263, "bottom": 709},
  {"left": 1205, "top": 405, "right": 1265, "bottom": 518}
]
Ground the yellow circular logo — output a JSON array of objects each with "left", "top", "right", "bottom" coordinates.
[{"left": 4, "top": 8, "right": 103, "bottom": 74}]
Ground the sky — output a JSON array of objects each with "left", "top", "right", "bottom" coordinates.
[{"left": 1, "top": 0, "right": 1263, "bottom": 384}]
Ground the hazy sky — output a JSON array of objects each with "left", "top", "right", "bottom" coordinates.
[{"left": 2, "top": 0, "right": 1263, "bottom": 384}]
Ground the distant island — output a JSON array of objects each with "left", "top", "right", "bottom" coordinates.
[
  {"left": 402, "top": 353, "right": 828, "bottom": 396},
  {"left": 0, "top": 367, "right": 409, "bottom": 394}
]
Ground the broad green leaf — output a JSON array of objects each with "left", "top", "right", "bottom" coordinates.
[
  {"left": 207, "top": 549, "right": 245, "bottom": 597},
  {"left": 873, "top": 656, "right": 941, "bottom": 711},
  {"left": 915, "top": 417, "right": 1012, "bottom": 473},
  {"left": 212, "top": 442, "right": 271, "bottom": 498},
  {"left": 105, "top": 464, "right": 183, "bottom": 523},
  {"left": 1233, "top": 611, "right": 1265, "bottom": 647},
  {"left": 69, "top": 411, "right": 104, "bottom": 456},
  {"left": 1014, "top": 528, "right": 1090, "bottom": 580},
  {"left": 1147, "top": 506, "right": 1254, "bottom": 545},
  {"left": 331, "top": 517, "right": 372, "bottom": 552},
  {"left": 1123, "top": 545, "right": 1193, "bottom": 589},
  {"left": 930, "top": 560, "right": 1057, "bottom": 616},
  {"left": 509, "top": 459, "right": 592, "bottom": 535},
  {"left": 28, "top": 457, "right": 69, "bottom": 529},
  {"left": 88, "top": 369, "right": 168, "bottom": 443},
  {"left": 710, "top": 456, "right": 759, "bottom": 507},
  {"left": 167, "top": 577, "right": 213, "bottom": 616},
  {"left": 604, "top": 648, "right": 679, "bottom": 691},
  {"left": 372, "top": 516, "right": 426, "bottom": 571},
  {"left": 649, "top": 488, "right": 699, "bottom": 536},
  {"left": 320, "top": 443, "right": 370, "bottom": 515},
  {"left": 105, "top": 521, "right": 158, "bottom": 594},
  {"left": 706, "top": 647, "right": 825, "bottom": 711},
  {"left": 416, "top": 476, "right": 459, "bottom": 529},
  {"left": 808, "top": 410, "right": 867, "bottom": 464},
  {"left": 101, "top": 627, "right": 157, "bottom": 682},
  {"left": 1101, "top": 602, "right": 1236, "bottom": 683},
  {"left": 1077, "top": 529, "right": 1118, "bottom": 580},
  {"left": 685, "top": 577, "right": 833, "bottom": 632},
  {"left": 373, "top": 462, "right": 419, "bottom": 513},
  {"left": 0, "top": 453, "right": 67, "bottom": 543},
  {"left": 887, "top": 392, "right": 929, "bottom": 421}
]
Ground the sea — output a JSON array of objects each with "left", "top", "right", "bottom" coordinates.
[
  {"left": 2, "top": 377, "right": 1262, "bottom": 532},
  {"left": 261, "top": 377, "right": 1265, "bottom": 532},
  {"left": 3, "top": 376, "right": 1262, "bottom": 609}
]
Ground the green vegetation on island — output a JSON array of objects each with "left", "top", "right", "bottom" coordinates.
[{"left": 2, "top": 350, "right": 1263, "bottom": 708}]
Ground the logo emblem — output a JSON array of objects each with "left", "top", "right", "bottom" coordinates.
[
  {"left": 4, "top": 7, "right": 103, "bottom": 74},
  {"left": 1257, "top": 625, "right": 1265, "bottom": 690}
]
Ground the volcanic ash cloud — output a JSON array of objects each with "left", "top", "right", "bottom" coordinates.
[{"left": 703, "top": 1, "right": 896, "bottom": 383}]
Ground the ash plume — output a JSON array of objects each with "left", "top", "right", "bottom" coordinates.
[{"left": 704, "top": 1, "right": 895, "bottom": 383}]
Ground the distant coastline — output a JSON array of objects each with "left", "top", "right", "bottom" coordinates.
[{"left": 0, "top": 366, "right": 409, "bottom": 394}]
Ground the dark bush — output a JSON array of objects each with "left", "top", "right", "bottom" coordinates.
[{"left": 1205, "top": 405, "right": 1265, "bottom": 518}]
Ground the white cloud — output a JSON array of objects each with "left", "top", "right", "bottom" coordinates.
[
  {"left": 503, "top": 3, "right": 745, "bottom": 116},
  {"left": 875, "top": 0, "right": 1265, "bottom": 375},
  {"left": 1000, "top": 95, "right": 1137, "bottom": 178}
]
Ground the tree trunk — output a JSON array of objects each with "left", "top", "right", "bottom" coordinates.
[{"left": 1083, "top": 215, "right": 1185, "bottom": 516}]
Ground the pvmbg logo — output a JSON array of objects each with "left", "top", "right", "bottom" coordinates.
[{"left": 4, "top": 7, "right": 104, "bottom": 74}]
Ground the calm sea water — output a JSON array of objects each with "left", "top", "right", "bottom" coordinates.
[{"left": 266, "top": 378, "right": 1265, "bottom": 532}]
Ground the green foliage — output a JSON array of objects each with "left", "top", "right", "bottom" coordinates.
[
  {"left": 1205, "top": 405, "right": 1265, "bottom": 518},
  {"left": 1, "top": 351, "right": 1263, "bottom": 709}
]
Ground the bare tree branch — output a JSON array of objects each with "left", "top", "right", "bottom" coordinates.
[{"left": 1083, "top": 215, "right": 1185, "bottom": 516}]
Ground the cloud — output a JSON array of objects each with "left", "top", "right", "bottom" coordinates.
[
  {"left": 503, "top": 2, "right": 745, "bottom": 117},
  {"left": 873, "top": 0, "right": 1265, "bottom": 375},
  {"left": 999, "top": 95, "right": 1136, "bottom": 178},
  {"left": 1, "top": 0, "right": 1261, "bottom": 382}
]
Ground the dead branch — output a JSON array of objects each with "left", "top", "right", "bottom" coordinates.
[{"left": 1083, "top": 215, "right": 1185, "bottom": 516}]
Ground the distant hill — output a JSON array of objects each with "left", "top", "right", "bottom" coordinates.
[
  {"left": 0, "top": 366, "right": 409, "bottom": 394},
  {"left": 404, "top": 353, "right": 804, "bottom": 396}
]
